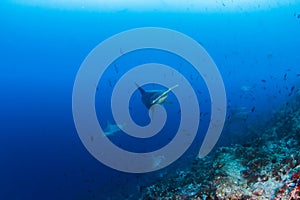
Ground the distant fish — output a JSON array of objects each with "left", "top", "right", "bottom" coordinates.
[
  {"left": 136, "top": 185, "right": 145, "bottom": 193},
  {"left": 251, "top": 107, "right": 255, "bottom": 112},
  {"left": 102, "top": 121, "right": 124, "bottom": 137},
  {"left": 114, "top": 64, "right": 119, "bottom": 74},
  {"left": 288, "top": 86, "right": 295, "bottom": 96},
  {"left": 227, "top": 115, "right": 231, "bottom": 120},
  {"left": 261, "top": 79, "right": 266, "bottom": 83},
  {"left": 297, "top": 74, "right": 300, "bottom": 77},
  {"left": 284, "top": 73, "right": 287, "bottom": 80},
  {"left": 227, "top": 106, "right": 249, "bottom": 123},
  {"left": 291, "top": 86, "right": 295, "bottom": 92},
  {"left": 240, "top": 86, "right": 254, "bottom": 92}
]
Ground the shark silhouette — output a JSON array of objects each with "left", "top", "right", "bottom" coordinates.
[
  {"left": 135, "top": 83, "right": 179, "bottom": 109},
  {"left": 103, "top": 121, "right": 124, "bottom": 137}
]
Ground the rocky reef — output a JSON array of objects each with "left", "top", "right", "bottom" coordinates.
[{"left": 140, "top": 95, "right": 300, "bottom": 200}]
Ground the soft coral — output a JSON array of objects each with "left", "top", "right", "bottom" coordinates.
[{"left": 292, "top": 171, "right": 300, "bottom": 180}]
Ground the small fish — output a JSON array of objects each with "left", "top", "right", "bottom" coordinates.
[
  {"left": 240, "top": 86, "right": 253, "bottom": 92},
  {"left": 251, "top": 107, "right": 255, "bottom": 112},
  {"left": 289, "top": 182, "right": 296, "bottom": 187},
  {"left": 114, "top": 64, "right": 119, "bottom": 74},
  {"left": 296, "top": 74, "right": 300, "bottom": 77},
  {"left": 261, "top": 79, "right": 266, "bottom": 83},
  {"left": 291, "top": 86, "right": 295, "bottom": 92},
  {"left": 137, "top": 185, "right": 145, "bottom": 193},
  {"left": 284, "top": 73, "right": 287, "bottom": 80},
  {"left": 203, "top": 112, "right": 209, "bottom": 117}
]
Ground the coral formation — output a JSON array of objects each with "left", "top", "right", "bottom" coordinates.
[{"left": 140, "top": 96, "right": 300, "bottom": 200}]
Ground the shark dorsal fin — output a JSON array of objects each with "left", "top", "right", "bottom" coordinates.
[{"left": 135, "top": 82, "right": 145, "bottom": 94}]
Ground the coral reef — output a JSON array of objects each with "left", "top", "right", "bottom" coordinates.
[{"left": 140, "top": 97, "right": 300, "bottom": 200}]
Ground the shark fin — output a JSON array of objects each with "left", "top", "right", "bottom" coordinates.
[
  {"left": 135, "top": 82, "right": 145, "bottom": 94},
  {"left": 152, "top": 84, "right": 179, "bottom": 105}
]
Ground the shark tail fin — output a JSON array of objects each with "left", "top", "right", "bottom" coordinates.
[{"left": 135, "top": 82, "right": 145, "bottom": 94}]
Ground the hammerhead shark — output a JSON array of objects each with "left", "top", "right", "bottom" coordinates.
[
  {"left": 135, "top": 83, "right": 179, "bottom": 109},
  {"left": 102, "top": 121, "right": 124, "bottom": 137}
]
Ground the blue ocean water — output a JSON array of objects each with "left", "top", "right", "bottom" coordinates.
[{"left": 1, "top": 1, "right": 300, "bottom": 199}]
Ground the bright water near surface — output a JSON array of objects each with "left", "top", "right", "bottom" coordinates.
[{"left": 0, "top": 1, "right": 300, "bottom": 199}]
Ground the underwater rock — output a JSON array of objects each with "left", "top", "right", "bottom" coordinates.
[
  {"left": 140, "top": 96, "right": 300, "bottom": 200},
  {"left": 252, "top": 188, "right": 264, "bottom": 196}
]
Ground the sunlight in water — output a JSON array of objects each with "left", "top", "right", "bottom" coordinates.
[{"left": 13, "top": 0, "right": 298, "bottom": 12}]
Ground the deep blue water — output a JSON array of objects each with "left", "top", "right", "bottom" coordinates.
[{"left": 1, "top": 1, "right": 300, "bottom": 199}]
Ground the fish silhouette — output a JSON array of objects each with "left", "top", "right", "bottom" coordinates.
[{"left": 135, "top": 83, "right": 178, "bottom": 109}]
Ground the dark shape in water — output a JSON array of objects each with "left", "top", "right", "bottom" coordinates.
[
  {"left": 291, "top": 86, "right": 295, "bottom": 92},
  {"left": 135, "top": 83, "right": 178, "bottom": 109}
]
